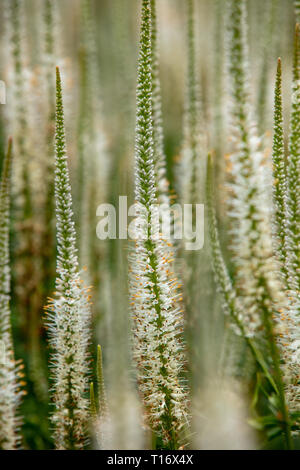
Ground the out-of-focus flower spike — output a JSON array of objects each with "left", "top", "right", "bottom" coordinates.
[
  {"left": 96, "top": 345, "right": 108, "bottom": 418},
  {"left": 78, "top": 0, "right": 109, "bottom": 299},
  {"left": 226, "top": 3, "right": 293, "bottom": 446},
  {"left": 256, "top": 0, "right": 280, "bottom": 135},
  {"left": 181, "top": 0, "right": 206, "bottom": 206},
  {"left": 206, "top": 154, "right": 239, "bottom": 325},
  {"left": 226, "top": 0, "right": 283, "bottom": 338},
  {"left": 130, "top": 0, "right": 188, "bottom": 449},
  {"left": 0, "top": 139, "right": 23, "bottom": 450},
  {"left": 90, "top": 345, "right": 110, "bottom": 449}
]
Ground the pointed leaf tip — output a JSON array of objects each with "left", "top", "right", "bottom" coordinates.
[
  {"left": 277, "top": 58, "right": 282, "bottom": 73},
  {"left": 207, "top": 152, "right": 213, "bottom": 170},
  {"left": 56, "top": 66, "right": 61, "bottom": 83}
]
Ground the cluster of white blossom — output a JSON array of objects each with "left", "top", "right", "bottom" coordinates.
[
  {"left": 129, "top": 0, "right": 187, "bottom": 448},
  {"left": 46, "top": 67, "right": 91, "bottom": 450}
]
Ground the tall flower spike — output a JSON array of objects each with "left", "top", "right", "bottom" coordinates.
[
  {"left": 286, "top": 24, "right": 300, "bottom": 292},
  {"left": 0, "top": 139, "right": 22, "bottom": 450},
  {"left": 213, "top": 0, "right": 225, "bottom": 199},
  {"left": 130, "top": 0, "right": 187, "bottom": 449},
  {"left": 271, "top": 58, "right": 289, "bottom": 283},
  {"left": 226, "top": 2, "right": 293, "bottom": 447},
  {"left": 180, "top": 0, "right": 214, "bottom": 388},
  {"left": 206, "top": 154, "right": 241, "bottom": 332},
  {"left": 181, "top": 0, "right": 205, "bottom": 205},
  {"left": 77, "top": 0, "right": 96, "bottom": 237},
  {"left": 7, "top": 0, "right": 40, "bottom": 392},
  {"left": 7, "top": 0, "right": 33, "bottom": 235},
  {"left": 256, "top": 0, "right": 279, "bottom": 135},
  {"left": 46, "top": 67, "right": 91, "bottom": 450}
]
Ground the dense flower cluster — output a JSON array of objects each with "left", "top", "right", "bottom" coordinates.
[
  {"left": 129, "top": 0, "right": 187, "bottom": 448},
  {"left": 46, "top": 67, "right": 91, "bottom": 450},
  {"left": 226, "top": 0, "right": 284, "bottom": 338},
  {"left": 181, "top": 0, "right": 206, "bottom": 207},
  {"left": 0, "top": 140, "right": 22, "bottom": 450}
]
